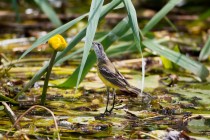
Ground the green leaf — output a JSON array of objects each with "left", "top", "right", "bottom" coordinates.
[
  {"left": 34, "top": 0, "right": 62, "bottom": 27},
  {"left": 16, "top": 0, "right": 123, "bottom": 96},
  {"left": 118, "top": 0, "right": 181, "bottom": 42},
  {"left": 58, "top": 17, "right": 130, "bottom": 88},
  {"left": 199, "top": 35, "right": 210, "bottom": 61},
  {"left": 143, "top": 39, "right": 209, "bottom": 81},
  {"left": 76, "top": 0, "right": 104, "bottom": 89},
  {"left": 107, "top": 42, "right": 136, "bottom": 57},
  {"left": 55, "top": 48, "right": 83, "bottom": 65},
  {"left": 123, "top": 0, "right": 144, "bottom": 94},
  {"left": 160, "top": 45, "right": 180, "bottom": 70},
  {"left": 142, "top": 0, "right": 182, "bottom": 34},
  {"left": 123, "top": 0, "right": 141, "bottom": 52}
]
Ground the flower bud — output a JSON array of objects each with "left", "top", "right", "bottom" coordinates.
[{"left": 48, "top": 34, "right": 67, "bottom": 51}]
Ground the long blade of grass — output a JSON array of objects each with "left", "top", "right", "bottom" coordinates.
[
  {"left": 16, "top": 0, "right": 123, "bottom": 97},
  {"left": 199, "top": 35, "right": 210, "bottom": 61},
  {"left": 123, "top": 0, "right": 141, "bottom": 52},
  {"left": 123, "top": 0, "right": 145, "bottom": 95},
  {"left": 143, "top": 39, "right": 209, "bottom": 81},
  {"left": 76, "top": 0, "right": 104, "bottom": 90},
  {"left": 142, "top": 0, "right": 182, "bottom": 34},
  {"left": 58, "top": 17, "right": 130, "bottom": 88},
  {"left": 34, "top": 0, "right": 62, "bottom": 27}
]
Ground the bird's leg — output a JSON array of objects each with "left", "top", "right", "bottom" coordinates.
[
  {"left": 104, "top": 87, "right": 110, "bottom": 114},
  {"left": 109, "top": 89, "right": 116, "bottom": 113}
]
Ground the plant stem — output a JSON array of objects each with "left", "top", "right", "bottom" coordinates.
[
  {"left": 41, "top": 50, "right": 57, "bottom": 105},
  {"left": 6, "top": 105, "right": 60, "bottom": 140}
]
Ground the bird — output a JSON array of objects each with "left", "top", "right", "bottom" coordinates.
[{"left": 92, "top": 42, "right": 152, "bottom": 114}]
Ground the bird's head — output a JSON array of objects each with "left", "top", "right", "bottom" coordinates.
[{"left": 92, "top": 42, "right": 106, "bottom": 60}]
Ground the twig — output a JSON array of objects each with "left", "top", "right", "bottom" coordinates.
[
  {"left": 2, "top": 102, "right": 18, "bottom": 126},
  {"left": 0, "top": 53, "right": 10, "bottom": 63},
  {"left": 6, "top": 105, "right": 60, "bottom": 140},
  {"left": 2, "top": 102, "right": 29, "bottom": 140}
]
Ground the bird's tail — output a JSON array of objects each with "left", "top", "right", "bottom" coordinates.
[
  {"left": 126, "top": 85, "right": 142, "bottom": 95},
  {"left": 125, "top": 85, "right": 153, "bottom": 103}
]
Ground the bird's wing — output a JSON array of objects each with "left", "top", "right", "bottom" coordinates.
[{"left": 98, "top": 64, "right": 129, "bottom": 88}]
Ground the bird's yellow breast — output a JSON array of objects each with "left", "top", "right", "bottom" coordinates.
[{"left": 96, "top": 66, "right": 119, "bottom": 89}]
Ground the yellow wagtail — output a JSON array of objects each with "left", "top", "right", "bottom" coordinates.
[{"left": 92, "top": 42, "right": 152, "bottom": 113}]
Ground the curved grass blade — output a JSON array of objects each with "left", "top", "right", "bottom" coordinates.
[
  {"left": 19, "top": 14, "right": 87, "bottom": 60},
  {"left": 199, "top": 35, "right": 210, "bottom": 61},
  {"left": 143, "top": 39, "right": 209, "bottom": 81},
  {"left": 58, "top": 17, "right": 130, "bottom": 88},
  {"left": 15, "top": 0, "right": 123, "bottom": 97},
  {"left": 34, "top": 0, "right": 62, "bottom": 27},
  {"left": 107, "top": 42, "right": 135, "bottom": 57},
  {"left": 76, "top": 0, "right": 104, "bottom": 90},
  {"left": 123, "top": 0, "right": 145, "bottom": 95},
  {"left": 142, "top": 0, "right": 182, "bottom": 34},
  {"left": 55, "top": 48, "right": 83, "bottom": 65}
]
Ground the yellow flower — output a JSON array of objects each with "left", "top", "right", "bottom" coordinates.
[{"left": 48, "top": 34, "right": 67, "bottom": 51}]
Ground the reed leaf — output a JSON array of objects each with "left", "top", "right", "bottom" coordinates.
[
  {"left": 143, "top": 39, "right": 209, "bottom": 81},
  {"left": 199, "top": 35, "right": 210, "bottom": 61},
  {"left": 142, "top": 0, "right": 182, "bottom": 34},
  {"left": 76, "top": 0, "right": 104, "bottom": 90},
  {"left": 34, "top": 0, "right": 62, "bottom": 27},
  {"left": 123, "top": 0, "right": 145, "bottom": 94}
]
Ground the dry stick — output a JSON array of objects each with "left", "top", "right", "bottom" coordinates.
[
  {"left": 2, "top": 102, "right": 29, "bottom": 140},
  {"left": 0, "top": 53, "right": 10, "bottom": 63},
  {"left": 6, "top": 105, "right": 60, "bottom": 140}
]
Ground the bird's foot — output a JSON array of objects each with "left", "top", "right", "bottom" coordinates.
[{"left": 103, "top": 108, "right": 114, "bottom": 115}]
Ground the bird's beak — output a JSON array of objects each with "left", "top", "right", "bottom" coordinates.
[
  {"left": 92, "top": 42, "right": 97, "bottom": 48},
  {"left": 92, "top": 42, "right": 100, "bottom": 52}
]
